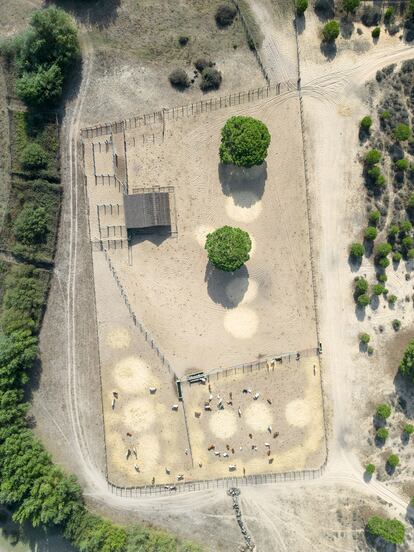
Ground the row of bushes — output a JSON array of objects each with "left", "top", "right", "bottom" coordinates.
[{"left": 169, "top": 60, "right": 222, "bottom": 92}]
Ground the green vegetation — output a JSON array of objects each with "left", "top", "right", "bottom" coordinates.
[
  {"left": 388, "top": 224, "right": 399, "bottom": 237},
  {"left": 378, "top": 256, "right": 390, "bottom": 268},
  {"left": 364, "top": 226, "right": 377, "bottom": 240},
  {"left": 376, "top": 242, "right": 392, "bottom": 258},
  {"left": 366, "top": 516, "right": 405, "bottom": 545},
  {"left": 14, "top": 206, "right": 48, "bottom": 246},
  {"left": 219, "top": 116, "right": 271, "bottom": 168},
  {"left": 371, "top": 26, "right": 381, "bottom": 38},
  {"left": 394, "top": 123, "right": 411, "bottom": 142},
  {"left": 399, "top": 339, "right": 414, "bottom": 383},
  {"left": 205, "top": 226, "right": 251, "bottom": 271},
  {"left": 350, "top": 242, "right": 364, "bottom": 258},
  {"left": 322, "top": 20, "right": 340, "bottom": 42},
  {"left": 20, "top": 143, "right": 48, "bottom": 171},
  {"left": 376, "top": 403, "right": 391, "bottom": 419},
  {"left": 343, "top": 0, "right": 360, "bottom": 13},
  {"left": 372, "top": 283, "right": 386, "bottom": 295},
  {"left": 360, "top": 115, "right": 372, "bottom": 130},
  {"left": 387, "top": 454, "right": 400, "bottom": 468},
  {"left": 355, "top": 277, "right": 369, "bottom": 295},
  {"left": 368, "top": 210, "right": 381, "bottom": 225},
  {"left": 365, "top": 463, "right": 375, "bottom": 475},
  {"left": 377, "top": 273, "right": 387, "bottom": 283},
  {"left": 392, "top": 319, "right": 401, "bottom": 331},
  {"left": 403, "top": 423, "right": 414, "bottom": 435},
  {"left": 400, "top": 219, "right": 412, "bottom": 234},
  {"left": 395, "top": 158, "right": 409, "bottom": 171},
  {"left": 296, "top": 0, "right": 308, "bottom": 15},
  {"left": 384, "top": 7, "right": 394, "bottom": 21},
  {"left": 388, "top": 293, "right": 397, "bottom": 304},
  {"left": 359, "top": 332, "right": 370, "bottom": 344},
  {"left": 365, "top": 149, "right": 381, "bottom": 165},
  {"left": 376, "top": 427, "right": 389, "bottom": 440},
  {"left": 357, "top": 294, "right": 370, "bottom": 307},
  {"left": 367, "top": 345, "right": 374, "bottom": 355},
  {"left": 215, "top": 3, "right": 237, "bottom": 27}
]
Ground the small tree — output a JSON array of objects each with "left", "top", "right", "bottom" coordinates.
[
  {"left": 376, "top": 242, "right": 392, "bottom": 257},
  {"left": 322, "top": 20, "right": 340, "bottom": 42},
  {"left": 400, "top": 219, "right": 412, "bottom": 234},
  {"left": 343, "top": 0, "right": 360, "bottom": 14},
  {"left": 392, "top": 319, "right": 401, "bottom": 331},
  {"left": 366, "top": 517, "right": 405, "bottom": 545},
  {"left": 372, "top": 284, "right": 385, "bottom": 295},
  {"left": 387, "top": 454, "right": 400, "bottom": 468},
  {"left": 388, "top": 224, "right": 399, "bottom": 237},
  {"left": 364, "top": 226, "right": 377, "bottom": 240},
  {"left": 372, "top": 26, "right": 380, "bottom": 38},
  {"left": 395, "top": 158, "right": 409, "bottom": 171},
  {"left": 376, "top": 403, "right": 391, "bottom": 419},
  {"left": 168, "top": 69, "right": 190, "bottom": 89},
  {"left": 200, "top": 67, "right": 222, "bottom": 91},
  {"left": 365, "top": 149, "right": 381, "bottom": 165},
  {"left": 394, "top": 123, "right": 411, "bottom": 142},
  {"left": 365, "top": 463, "right": 375, "bottom": 475},
  {"left": 355, "top": 277, "right": 369, "bottom": 295},
  {"left": 220, "top": 116, "right": 271, "bottom": 168},
  {"left": 16, "top": 64, "right": 63, "bottom": 107},
  {"left": 205, "top": 226, "right": 251, "bottom": 272},
  {"left": 359, "top": 332, "right": 370, "bottom": 344},
  {"left": 403, "top": 423, "right": 414, "bottom": 435},
  {"left": 357, "top": 294, "right": 370, "bottom": 307},
  {"left": 377, "top": 273, "right": 387, "bottom": 283},
  {"left": 14, "top": 206, "right": 48, "bottom": 245},
  {"left": 376, "top": 427, "right": 389, "bottom": 440},
  {"left": 194, "top": 58, "right": 211, "bottom": 72},
  {"left": 368, "top": 209, "right": 381, "bottom": 225},
  {"left": 215, "top": 4, "right": 237, "bottom": 27},
  {"left": 20, "top": 143, "right": 48, "bottom": 171},
  {"left": 399, "top": 339, "right": 414, "bottom": 383},
  {"left": 350, "top": 242, "right": 364, "bottom": 258},
  {"left": 360, "top": 115, "right": 372, "bottom": 130},
  {"left": 388, "top": 294, "right": 397, "bottom": 304},
  {"left": 378, "top": 257, "right": 390, "bottom": 268},
  {"left": 296, "top": 0, "right": 308, "bottom": 15}
]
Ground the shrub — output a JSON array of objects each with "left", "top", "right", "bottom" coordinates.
[
  {"left": 392, "top": 319, "right": 401, "bottom": 331},
  {"left": 367, "top": 345, "right": 374, "bottom": 354},
  {"left": 200, "top": 67, "right": 222, "bottom": 91},
  {"left": 322, "top": 20, "right": 340, "bottom": 42},
  {"left": 368, "top": 165, "right": 381, "bottom": 180},
  {"left": 376, "top": 427, "right": 389, "bottom": 440},
  {"left": 376, "top": 403, "right": 391, "bottom": 419},
  {"left": 366, "top": 516, "right": 405, "bottom": 544},
  {"left": 13, "top": 206, "right": 48, "bottom": 245},
  {"left": 365, "top": 149, "right": 381, "bottom": 165},
  {"left": 406, "top": 193, "right": 414, "bottom": 211},
  {"left": 365, "top": 463, "right": 375, "bottom": 475},
  {"left": 360, "top": 115, "right": 372, "bottom": 130},
  {"left": 402, "top": 236, "right": 414, "bottom": 249},
  {"left": 408, "top": 248, "right": 414, "bottom": 259},
  {"left": 215, "top": 3, "right": 237, "bottom": 27},
  {"left": 378, "top": 257, "right": 390, "bottom": 268},
  {"left": 20, "top": 143, "right": 48, "bottom": 171},
  {"left": 350, "top": 242, "right": 364, "bottom": 258},
  {"left": 16, "top": 64, "right": 63, "bottom": 107},
  {"left": 168, "top": 68, "right": 190, "bottom": 89},
  {"left": 388, "top": 294, "right": 397, "bottom": 304},
  {"left": 357, "top": 293, "right": 370, "bottom": 306},
  {"left": 355, "top": 277, "right": 369, "bottom": 295},
  {"left": 387, "top": 454, "right": 400, "bottom": 468},
  {"left": 343, "top": 0, "right": 360, "bottom": 14},
  {"left": 194, "top": 58, "right": 211, "bottom": 72},
  {"left": 393, "top": 252, "right": 402, "bottom": 263},
  {"left": 359, "top": 332, "right": 370, "bottom": 344},
  {"left": 368, "top": 209, "right": 381, "bottom": 225},
  {"left": 400, "top": 220, "right": 412, "bottom": 234},
  {"left": 403, "top": 423, "right": 414, "bottom": 435},
  {"left": 220, "top": 116, "right": 271, "bottom": 168},
  {"left": 296, "top": 0, "right": 308, "bottom": 15},
  {"left": 384, "top": 7, "right": 394, "bottom": 21},
  {"left": 377, "top": 273, "right": 387, "bottom": 283},
  {"left": 372, "top": 283, "right": 385, "bottom": 295},
  {"left": 372, "top": 26, "right": 381, "bottom": 38},
  {"left": 376, "top": 242, "right": 392, "bottom": 257},
  {"left": 395, "top": 158, "right": 409, "bottom": 171},
  {"left": 178, "top": 35, "right": 189, "bottom": 46},
  {"left": 389, "top": 224, "right": 399, "bottom": 237},
  {"left": 394, "top": 123, "right": 411, "bottom": 142},
  {"left": 380, "top": 110, "right": 391, "bottom": 120},
  {"left": 205, "top": 226, "right": 251, "bottom": 271},
  {"left": 364, "top": 226, "right": 377, "bottom": 240}
]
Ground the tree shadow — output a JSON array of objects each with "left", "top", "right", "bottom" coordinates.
[
  {"left": 348, "top": 254, "right": 362, "bottom": 272},
  {"left": 371, "top": 294, "right": 380, "bottom": 310},
  {"left": 314, "top": 0, "right": 335, "bottom": 21},
  {"left": 364, "top": 528, "right": 397, "bottom": 551},
  {"left": 320, "top": 41, "right": 337, "bottom": 61},
  {"left": 340, "top": 16, "right": 354, "bottom": 39},
  {"left": 363, "top": 471, "right": 373, "bottom": 482},
  {"left": 46, "top": 0, "right": 120, "bottom": 29},
  {"left": 205, "top": 262, "right": 250, "bottom": 308},
  {"left": 394, "top": 371, "right": 414, "bottom": 418},
  {"left": 296, "top": 14, "right": 306, "bottom": 35},
  {"left": 355, "top": 304, "right": 366, "bottom": 321},
  {"left": 218, "top": 162, "right": 267, "bottom": 206}
]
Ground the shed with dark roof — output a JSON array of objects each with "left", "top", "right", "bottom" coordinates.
[{"left": 123, "top": 192, "right": 171, "bottom": 233}]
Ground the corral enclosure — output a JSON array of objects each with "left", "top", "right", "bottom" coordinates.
[{"left": 82, "top": 85, "right": 324, "bottom": 485}]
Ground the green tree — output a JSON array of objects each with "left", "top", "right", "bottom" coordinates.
[
  {"left": 360, "top": 115, "right": 372, "bottom": 130},
  {"left": 322, "top": 20, "right": 340, "bottom": 42},
  {"left": 366, "top": 516, "right": 405, "bottom": 544},
  {"left": 394, "top": 123, "right": 411, "bottom": 142},
  {"left": 368, "top": 209, "right": 381, "bottom": 225},
  {"left": 16, "top": 64, "right": 63, "bottom": 107},
  {"left": 0, "top": 331, "right": 38, "bottom": 392},
  {"left": 205, "top": 226, "right": 251, "bottom": 271},
  {"left": 14, "top": 206, "right": 48, "bottom": 245},
  {"left": 400, "top": 219, "right": 412, "bottom": 234},
  {"left": 372, "top": 26, "right": 380, "bottom": 38},
  {"left": 399, "top": 339, "right": 414, "bottom": 383},
  {"left": 365, "top": 149, "right": 381, "bottom": 165},
  {"left": 219, "top": 116, "right": 271, "bottom": 168},
  {"left": 403, "top": 423, "right": 414, "bottom": 435},
  {"left": 20, "top": 143, "right": 48, "bottom": 171},
  {"left": 355, "top": 277, "right": 369, "bottom": 295},
  {"left": 357, "top": 293, "right": 370, "bottom": 307},
  {"left": 364, "top": 226, "right": 377, "bottom": 240},
  {"left": 388, "top": 224, "right": 399, "bottom": 237},
  {"left": 372, "top": 283, "right": 385, "bottom": 295},
  {"left": 343, "top": 0, "right": 360, "bottom": 13},
  {"left": 376, "top": 427, "right": 389, "bottom": 440},
  {"left": 376, "top": 403, "right": 391, "bottom": 419},
  {"left": 350, "top": 242, "right": 364, "bottom": 258},
  {"left": 395, "top": 158, "right": 409, "bottom": 171},
  {"left": 296, "top": 0, "right": 308, "bottom": 15},
  {"left": 388, "top": 294, "right": 397, "bottom": 304},
  {"left": 359, "top": 332, "right": 370, "bottom": 344},
  {"left": 376, "top": 242, "right": 392, "bottom": 257},
  {"left": 365, "top": 463, "right": 375, "bottom": 475},
  {"left": 387, "top": 454, "right": 399, "bottom": 468}
]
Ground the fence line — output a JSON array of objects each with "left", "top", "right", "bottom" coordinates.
[{"left": 80, "top": 80, "right": 295, "bottom": 138}]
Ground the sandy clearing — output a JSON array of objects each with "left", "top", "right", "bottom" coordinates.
[
  {"left": 106, "top": 327, "right": 132, "bottom": 349},
  {"left": 245, "top": 402, "right": 273, "bottom": 432},
  {"left": 209, "top": 410, "right": 238, "bottom": 439},
  {"left": 223, "top": 306, "right": 259, "bottom": 339},
  {"left": 285, "top": 399, "right": 311, "bottom": 428}
]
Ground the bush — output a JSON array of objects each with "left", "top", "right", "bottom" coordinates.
[
  {"left": 365, "top": 463, "right": 375, "bottom": 475},
  {"left": 387, "top": 454, "right": 400, "bottom": 468},
  {"left": 368, "top": 209, "right": 381, "bottom": 225},
  {"left": 215, "top": 3, "right": 237, "bottom": 27},
  {"left": 393, "top": 252, "right": 402, "bottom": 263},
  {"left": 168, "top": 68, "right": 190, "bottom": 89},
  {"left": 376, "top": 242, "right": 392, "bottom": 257},
  {"left": 194, "top": 58, "right": 211, "bottom": 72},
  {"left": 364, "top": 226, "right": 377, "bottom": 240},
  {"left": 322, "top": 20, "right": 340, "bottom": 42},
  {"left": 377, "top": 273, "right": 387, "bottom": 283},
  {"left": 360, "top": 116, "right": 372, "bottom": 130},
  {"left": 296, "top": 0, "right": 308, "bottom": 15},
  {"left": 372, "top": 26, "right": 381, "bottom": 38},
  {"left": 380, "top": 110, "right": 391, "bottom": 120},
  {"left": 178, "top": 35, "right": 189, "bottom": 46},
  {"left": 388, "top": 294, "right": 397, "bottom": 304},
  {"left": 359, "top": 332, "right": 370, "bottom": 344},
  {"left": 366, "top": 516, "right": 405, "bottom": 544},
  {"left": 378, "top": 256, "right": 390, "bottom": 268},
  {"left": 343, "top": 0, "right": 360, "bottom": 13},
  {"left": 402, "top": 236, "right": 414, "bottom": 249},
  {"left": 20, "top": 143, "right": 48, "bottom": 171},
  {"left": 368, "top": 165, "right": 381, "bottom": 181},
  {"left": 372, "top": 283, "right": 385, "bottom": 295},
  {"left": 408, "top": 248, "right": 414, "bottom": 259},
  {"left": 395, "top": 158, "right": 409, "bottom": 171},
  {"left": 200, "top": 67, "right": 222, "bottom": 91},
  {"left": 350, "top": 242, "right": 364, "bottom": 258},
  {"left": 14, "top": 206, "right": 48, "bottom": 245},
  {"left": 16, "top": 64, "right": 63, "bottom": 107},
  {"left": 392, "top": 319, "right": 401, "bottom": 331},
  {"left": 394, "top": 123, "right": 411, "bottom": 142},
  {"left": 406, "top": 193, "right": 414, "bottom": 211},
  {"left": 357, "top": 293, "right": 370, "bottom": 307},
  {"left": 384, "top": 7, "right": 394, "bottom": 21},
  {"left": 376, "top": 403, "right": 391, "bottom": 419},
  {"left": 403, "top": 423, "right": 414, "bottom": 435},
  {"left": 400, "top": 219, "right": 412, "bottom": 234},
  {"left": 205, "top": 226, "right": 251, "bottom": 271},
  {"left": 376, "top": 427, "right": 389, "bottom": 440},
  {"left": 220, "top": 116, "right": 271, "bottom": 168},
  {"left": 355, "top": 277, "right": 368, "bottom": 295},
  {"left": 400, "top": 340, "right": 414, "bottom": 383},
  {"left": 365, "top": 149, "right": 381, "bottom": 165}
]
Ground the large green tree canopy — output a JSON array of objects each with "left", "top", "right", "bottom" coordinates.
[
  {"left": 205, "top": 226, "right": 251, "bottom": 272},
  {"left": 219, "top": 116, "right": 271, "bottom": 168},
  {"left": 399, "top": 338, "right": 414, "bottom": 383}
]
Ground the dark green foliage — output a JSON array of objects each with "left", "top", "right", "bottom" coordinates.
[
  {"left": 14, "top": 206, "right": 48, "bottom": 245},
  {"left": 126, "top": 525, "right": 203, "bottom": 552},
  {"left": 368, "top": 209, "right": 381, "bottom": 225},
  {"left": 402, "top": 236, "right": 414, "bottom": 249},
  {"left": 350, "top": 242, "right": 364, "bottom": 258},
  {"left": 215, "top": 3, "right": 237, "bottom": 27},
  {"left": 387, "top": 454, "right": 400, "bottom": 468},
  {"left": 365, "top": 463, "right": 375, "bottom": 475},
  {"left": 400, "top": 220, "right": 412, "bottom": 234},
  {"left": 359, "top": 332, "right": 370, "bottom": 344},
  {"left": 0, "top": 331, "right": 38, "bottom": 392},
  {"left": 342, "top": 0, "right": 360, "bottom": 13},
  {"left": 392, "top": 319, "right": 401, "bottom": 331},
  {"left": 355, "top": 277, "right": 368, "bottom": 295},
  {"left": 388, "top": 224, "right": 399, "bottom": 237},
  {"left": 372, "top": 283, "right": 385, "bottom": 295},
  {"left": 395, "top": 158, "right": 409, "bottom": 171},
  {"left": 296, "top": 0, "right": 308, "bottom": 15},
  {"left": 64, "top": 508, "right": 127, "bottom": 552},
  {"left": 384, "top": 7, "right": 394, "bottom": 21},
  {"left": 376, "top": 403, "right": 391, "bottom": 419},
  {"left": 372, "top": 26, "right": 380, "bottom": 38},
  {"left": 220, "top": 116, "right": 270, "bottom": 168},
  {"left": 16, "top": 64, "right": 63, "bottom": 108},
  {"left": 366, "top": 516, "right": 405, "bottom": 544},
  {"left": 376, "top": 242, "right": 392, "bottom": 257},
  {"left": 388, "top": 293, "right": 397, "bottom": 304},
  {"left": 377, "top": 273, "right": 387, "bottom": 283},
  {"left": 169, "top": 68, "right": 190, "bottom": 89},
  {"left": 399, "top": 339, "right": 414, "bottom": 383},
  {"left": 205, "top": 226, "right": 251, "bottom": 271},
  {"left": 378, "top": 257, "right": 390, "bottom": 268},
  {"left": 394, "top": 123, "right": 411, "bottom": 142},
  {"left": 20, "top": 143, "right": 48, "bottom": 171},
  {"left": 357, "top": 293, "right": 370, "bottom": 306},
  {"left": 364, "top": 226, "right": 377, "bottom": 240},
  {"left": 200, "top": 67, "right": 222, "bottom": 91},
  {"left": 380, "top": 110, "right": 391, "bottom": 120},
  {"left": 376, "top": 427, "right": 389, "bottom": 440},
  {"left": 360, "top": 116, "right": 372, "bottom": 130},
  {"left": 365, "top": 149, "right": 381, "bottom": 165},
  {"left": 322, "top": 20, "right": 340, "bottom": 42},
  {"left": 403, "top": 423, "right": 414, "bottom": 435}
]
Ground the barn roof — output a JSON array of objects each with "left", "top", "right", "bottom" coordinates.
[{"left": 123, "top": 192, "right": 171, "bottom": 230}]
